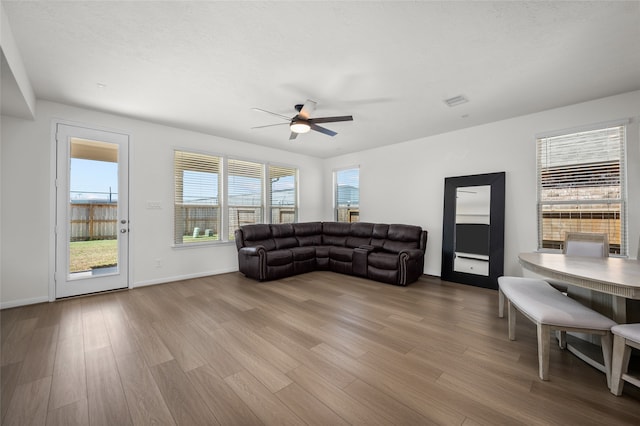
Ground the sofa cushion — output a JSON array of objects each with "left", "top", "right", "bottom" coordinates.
[
  {"left": 297, "top": 235, "right": 322, "bottom": 247},
  {"left": 270, "top": 224, "right": 297, "bottom": 249},
  {"left": 292, "top": 222, "right": 322, "bottom": 246},
  {"left": 323, "top": 234, "right": 347, "bottom": 246},
  {"left": 274, "top": 237, "right": 298, "bottom": 250},
  {"left": 368, "top": 252, "right": 399, "bottom": 270},
  {"left": 329, "top": 246, "right": 354, "bottom": 262},
  {"left": 367, "top": 266, "right": 398, "bottom": 285},
  {"left": 381, "top": 224, "right": 422, "bottom": 253},
  {"left": 271, "top": 223, "right": 295, "bottom": 238},
  {"left": 371, "top": 223, "right": 389, "bottom": 249},
  {"left": 290, "top": 246, "right": 316, "bottom": 261},
  {"left": 346, "top": 222, "right": 373, "bottom": 248},
  {"left": 315, "top": 246, "right": 329, "bottom": 258},
  {"left": 346, "top": 236, "right": 370, "bottom": 248},
  {"left": 266, "top": 250, "right": 293, "bottom": 267},
  {"left": 351, "top": 222, "right": 374, "bottom": 237},
  {"left": 292, "top": 222, "right": 322, "bottom": 236},
  {"left": 241, "top": 224, "right": 276, "bottom": 251},
  {"left": 322, "top": 222, "right": 350, "bottom": 246},
  {"left": 242, "top": 224, "right": 272, "bottom": 240},
  {"left": 388, "top": 224, "right": 422, "bottom": 242}
]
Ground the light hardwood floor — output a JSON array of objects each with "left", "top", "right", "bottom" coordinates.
[{"left": 1, "top": 271, "right": 639, "bottom": 425}]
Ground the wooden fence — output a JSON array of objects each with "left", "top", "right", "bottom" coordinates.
[{"left": 70, "top": 203, "right": 118, "bottom": 241}]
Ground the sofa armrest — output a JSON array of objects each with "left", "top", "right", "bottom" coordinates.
[
  {"left": 398, "top": 249, "right": 425, "bottom": 286},
  {"left": 353, "top": 246, "right": 374, "bottom": 277},
  {"left": 398, "top": 248, "right": 424, "bottom": 260},
  {"left": 239, "top": 246, "right": 265, "bottom": 256},
  {"left": 238, "top": 246, "right": 267, "bottom": 280}
]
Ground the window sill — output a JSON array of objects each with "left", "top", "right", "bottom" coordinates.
[{"left": 172, "top": 240, "right": 237, "bottom": 249}]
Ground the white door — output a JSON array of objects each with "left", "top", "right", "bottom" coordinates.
[{"left": 55, "top": 124, "right": 129, "bottom": 298}]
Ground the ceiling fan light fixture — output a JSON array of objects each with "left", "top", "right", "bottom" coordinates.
[{"left": 290, "top": 119, "right": 311, "bottom": 134}]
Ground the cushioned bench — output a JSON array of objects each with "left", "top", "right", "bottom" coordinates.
[
  {"left": 498, "top": 276, "right": 616, "bottom": 382},
  {"left": 610, "top": 323, "right": 640, "bottom": 395}
]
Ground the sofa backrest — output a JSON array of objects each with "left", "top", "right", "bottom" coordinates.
[
  {"left": 271, "top": 224, "right": 298, "bottom": 250},
  {"left": 370, "top": 223, "right": 389, "bottom": 249},
  {"left": 347, "top": 222, "right": 373, "bottom": 248},
  {"left": 382, "top": 224, "right": 424, "bottom": 253},
  {"left": 322, "top": 222, "right": 351, "bottom": 246},
  {"left": 238, "top": 224, "right": 275, "bottom": 250},
  {"left": 236, "top": 221, "right": 426, "bottom": 254},
  {"left": 292, "top": 222, "right": 322, "bottom": 246}
]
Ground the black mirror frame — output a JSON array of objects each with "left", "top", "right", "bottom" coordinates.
[{"left": 441, "top": 172, "right": 505, "bottom": 290}]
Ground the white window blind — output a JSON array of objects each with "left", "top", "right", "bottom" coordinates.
[
  {"left": 269, "top": 165, "right": 297, "bottom": 224},
  {"left": 536, "top": 124, "right": 627, "bottom": 255},
  {"left": 228, "top": 159, "right": 264, "bottom": 238},
  {"left": 174, "top": 151, "right": 221, "bottom": 244},
  {"left": 335, "top": 167, "right": 360, "bottom": 223}
]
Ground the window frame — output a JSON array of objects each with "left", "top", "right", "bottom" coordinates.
[
  {"left": 536, "top": 120, "right": 629, "bottom": 256},
  {"left": 173, "top": 149, "right": 222, "bottom": 246},
  {"left": 267, "top": 164, "right": 299, "bottom": 225},
  {"left": 173, "top": 148, "right": 299, "bottom": 246},
  {"left": 226, "top": 157, "right": 265, "bottom": 239}
]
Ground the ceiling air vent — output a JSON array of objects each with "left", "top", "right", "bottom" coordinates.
[{"left": 443, "top": 95, "right": 469, "bottom": 107}]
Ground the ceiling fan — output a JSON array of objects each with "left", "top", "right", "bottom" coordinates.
[{"left": 252, "top": 99, "right": 353, "bottom": 140}]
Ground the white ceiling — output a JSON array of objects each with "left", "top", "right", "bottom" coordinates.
[{"left": 2, "top": 1, "right": 639, "bottom": 158}]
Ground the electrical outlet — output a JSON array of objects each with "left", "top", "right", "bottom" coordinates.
[{"left": 155, "top": 258, "right": 163, "bottom": 268}]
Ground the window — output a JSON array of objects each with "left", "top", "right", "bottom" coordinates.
[
  {"left": 174, "top": 150, "right": 299, "bottom": 244},
  {"left": 174, "top": 151, "right": 221, "bottom": 244},
  {"left": 536, "top": 123, "right": 627, "bottom": 255},
  {"left": 269, "top": 165, "right": 297, "bottom": 224},
  {"left": 335, "top": 167, "right": 359, "bottom": 222},
  {"left": 228, "top": 159, "right": 264, "bottom": 238}
]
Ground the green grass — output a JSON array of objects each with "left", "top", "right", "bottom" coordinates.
[
  {"left": 69, "top": 234, "right": 220, "bottom": 273},
  {"left": 69, "top": 239, "right": 117, "bottom": 273}
]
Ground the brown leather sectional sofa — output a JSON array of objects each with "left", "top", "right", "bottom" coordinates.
[{"left": 234, "top": 222, "right": 428, "bottom": 286}]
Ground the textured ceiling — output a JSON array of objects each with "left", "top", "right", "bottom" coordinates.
[{"left": 2, "top": 1, "right": 639, "bottom": 158}]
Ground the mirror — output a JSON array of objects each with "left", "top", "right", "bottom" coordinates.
[
  {"left": 454, "top": 185, "right": 491, "bottom": 276},
  {"left": 441, "top": 172, "right": 505, "bottom": 290}
]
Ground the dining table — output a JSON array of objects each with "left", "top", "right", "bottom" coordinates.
[
  {"left": 518, "top": 251, "right": 640, "bottom": 374},
  {"left": 518, "top": 252, "right": 640, "bottom": 323}
]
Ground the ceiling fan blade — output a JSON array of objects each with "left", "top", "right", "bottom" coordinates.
[
  {"left": 309, "top": 115, "right": 353, "bottom": 124},
  {"left": 252, "top": 108, "right": 291, "bottom": 121},
  {"left": 298, "top": 100, "right": 317, "bottom": 119},
  {"left": 251, "top": 123, "right": 289, "bottom": 129},
  {"left": 289, "top": 132, "right": 299, "bottom": 140},
  {"left": 309, "top": 123, "right": 337, "bottom": 137}
]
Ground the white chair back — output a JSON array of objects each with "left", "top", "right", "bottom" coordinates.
[{"left": 563, "top": 232, "right": 609, "bottom": 258}]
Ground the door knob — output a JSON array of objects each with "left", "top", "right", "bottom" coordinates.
[{"left": 120, "top": 229, "right": 127, "bottom": 233}]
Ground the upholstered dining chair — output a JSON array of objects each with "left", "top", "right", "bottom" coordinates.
[
  {"left": 547, "top": 232, "right": 610, "bottom": 293},
  {"left": 563, "top": 232, "right": 610, "bottom": 258},
  {"left": 551, "top": 232, "right": 610, "bottom": 347}
]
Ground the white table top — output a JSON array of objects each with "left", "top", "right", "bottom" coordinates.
[{"left": 518, "top": 252, "right": 640, "bottom": 300}]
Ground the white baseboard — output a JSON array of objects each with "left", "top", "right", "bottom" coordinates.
[
  {"left": 1, "top": 295, "right": 50, "bottom": 310},
  {"left": 133, "top": 267, "right": 239, "bottom": 288}
]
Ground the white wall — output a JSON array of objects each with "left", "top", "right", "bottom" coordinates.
[
  {"left": 322, "top": 91, "right": 640, "bottom": 277},
  {"left": 1, "top": 100, "right": 324, "bottom": 308},
  {"left": 2, "top": 92, "right": 639, "bottom": 308}
]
